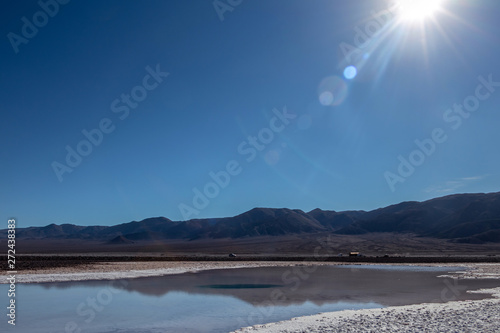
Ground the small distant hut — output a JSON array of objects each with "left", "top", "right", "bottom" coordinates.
[
  {"left": 229, "top": 253, "right": 237, "bottom": 258},
  {"left": 349, "top": 251, "right": 360, "bottom": 257}
]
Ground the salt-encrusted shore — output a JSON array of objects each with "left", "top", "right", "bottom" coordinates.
[
  {"left": 0, "top": 261, "right": 336, "bottom": 284},
  {"left": 1, "top": 261, "right": 498, "bottom": 284},
  {"left": 232, "top": 264, "right": 500, "bottom": 333}
]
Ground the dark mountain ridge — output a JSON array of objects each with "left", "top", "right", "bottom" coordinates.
[{"left": 4, "top": 192, "right": 500, "bottom": 244}]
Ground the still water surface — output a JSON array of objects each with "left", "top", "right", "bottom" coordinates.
[{"left": 2, "top": 265, "right": 499, "bottom": 333}]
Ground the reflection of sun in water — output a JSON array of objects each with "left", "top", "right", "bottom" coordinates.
[{"left": 395, "top": 0, "right": 443, "bottom": 22}]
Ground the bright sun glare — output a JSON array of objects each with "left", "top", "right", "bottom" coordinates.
[{"left": 395, "top": 0, "right": 443, "bottom": 21}]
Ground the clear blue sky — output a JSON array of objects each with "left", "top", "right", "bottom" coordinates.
[{"left": 2, "top": 0, "right": 500, "bottom": 227}]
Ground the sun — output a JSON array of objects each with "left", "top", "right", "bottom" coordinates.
[{"left": 395, "top": 0, "right": 443, "bottom": 22}]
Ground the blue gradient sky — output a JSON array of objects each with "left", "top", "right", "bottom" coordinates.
[{"left": 2, "top": 0, "right": 500, "bottom": 227}]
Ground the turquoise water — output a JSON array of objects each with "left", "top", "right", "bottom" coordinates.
[{"left": 1, "top": 265, "right": 498, "bottom": 333}]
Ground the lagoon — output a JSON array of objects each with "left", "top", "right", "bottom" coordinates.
[{"left": 1, "top": 265, "right": 499, "bottom": 333}]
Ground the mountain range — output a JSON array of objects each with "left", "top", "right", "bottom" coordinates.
[{"left": 4, "top": 192, "right": 500, "bottom": 245}]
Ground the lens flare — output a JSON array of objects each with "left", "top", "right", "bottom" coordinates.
[
  {"left": 343, "top": 66, "right": 358, "bottom": 80},
  {"left": 319, "top": 91, "right": 334, "bottom": 106},
  {"left": 318, "top": 76, "right": 348, "bottom": 107}
]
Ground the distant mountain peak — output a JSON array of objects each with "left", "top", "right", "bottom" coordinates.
[{"left": 107, "top": 235, "right": 134, "bottom": 244}]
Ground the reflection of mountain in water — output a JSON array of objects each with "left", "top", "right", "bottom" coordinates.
[
  {"left": 199, "top": 284, "right": 283, "bottom": 289},
  {"left": 40, "top": 266, "right": 500, "bottom": 307}
]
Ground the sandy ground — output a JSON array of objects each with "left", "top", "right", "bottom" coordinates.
[{"left": 231, "top": 264, "right": 500, "bottom": 333}]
